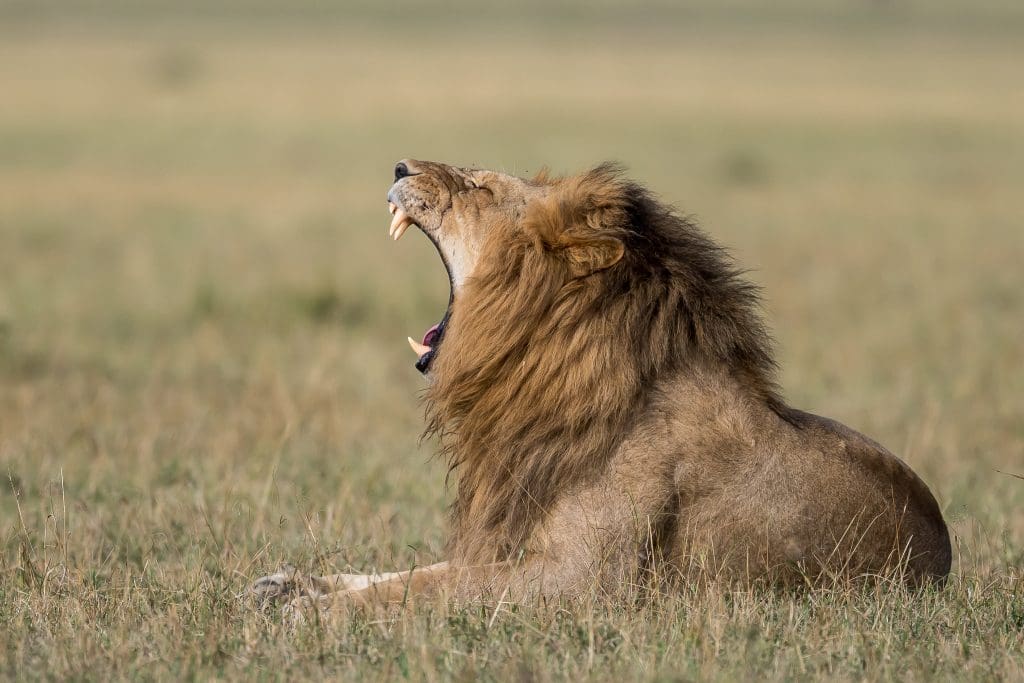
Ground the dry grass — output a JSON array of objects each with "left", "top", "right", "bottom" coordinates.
[{"left": 1, "top": 2, "right": 1022, "bottom": 680}]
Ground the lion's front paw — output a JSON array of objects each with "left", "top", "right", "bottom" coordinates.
[
  {"left": 250, "top": 564, "right": 302, "bottom": 605},
  {"left": 283, "top": 593, "right": 343, "bottom": 626}
]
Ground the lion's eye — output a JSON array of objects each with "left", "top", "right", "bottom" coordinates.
[{"left": 467, "top": 180, "right": 479, "bottom": 189}]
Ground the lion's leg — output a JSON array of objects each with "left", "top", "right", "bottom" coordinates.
[
  {"left": 251, "top": 561, "right": 449, "bottom": 603},
  {"left": 290, "top": 488, "right": 680, "bottom": 614},
  {"left": 288, "top": 556, "right": 587, "bottom": 617},
  {"left": 309, "top": 561, "right": 450, "bottom": 593}
]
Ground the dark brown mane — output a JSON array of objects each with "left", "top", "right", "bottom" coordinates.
[{"left": 424, "top": 164, "right": 783, "bottom": 564}]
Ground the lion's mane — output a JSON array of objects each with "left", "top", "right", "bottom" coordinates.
[{"left": 425, "top": 165, "right": 785, "bottom": 564}]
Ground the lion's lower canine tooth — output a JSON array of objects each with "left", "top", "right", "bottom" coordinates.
[{"left": 408, "top": 337, "right": 431, "bottom": 357}]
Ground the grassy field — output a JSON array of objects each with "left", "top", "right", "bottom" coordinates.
[{"left": 1, "top": 1, "right": 1023, "bottom": 679}]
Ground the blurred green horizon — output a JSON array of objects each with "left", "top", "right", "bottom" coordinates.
[{"left": 4, "top": 0, "right": 1024, "bottom": 30}]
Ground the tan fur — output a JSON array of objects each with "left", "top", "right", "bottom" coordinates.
[{"left": 252, "top": 160, "right": 951, "bottom": 615}]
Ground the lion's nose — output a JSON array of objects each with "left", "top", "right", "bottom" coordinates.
[{"left": 394, "top": 159, "right": 423, "bottom": 182}]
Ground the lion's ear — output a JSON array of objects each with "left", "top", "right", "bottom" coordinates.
[
  {"left": 564, "top": 237, "right": 624, "bottom": 278},
  {"left": 524, "top": 166, "right": 629, "bottom": 278}
]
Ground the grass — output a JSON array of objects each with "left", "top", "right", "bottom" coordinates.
[{"left": 1, "top": 1, "right": 1022, "bottom": 679}]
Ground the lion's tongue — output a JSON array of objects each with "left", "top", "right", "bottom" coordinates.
[
  {"left": 406, "top": 324, "right": 440, "bottom": 359},
  {"left": 422, "top": 324, "right": 441, "bottom": 347}
]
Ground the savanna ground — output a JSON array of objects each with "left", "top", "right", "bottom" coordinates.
[{"left": 1, "top": 1, "right": 1022, "bottom": 680}]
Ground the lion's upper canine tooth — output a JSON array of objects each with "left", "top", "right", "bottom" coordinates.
[
  {"left": 407, "top": 337, "right": 431, "bottom": 358},
  {"left": 393, "top": 221, "right": 413, "bottom": 241},
  {"left": 388, "top": 202, "right": 398, "bottom": 216},
  {"left": 389, "top": 208, "right": 409, "bottom": 237}
]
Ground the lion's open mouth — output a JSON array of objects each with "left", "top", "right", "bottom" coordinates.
[{"left": 389, "top": 200, "right": 451, "bottom": 374}]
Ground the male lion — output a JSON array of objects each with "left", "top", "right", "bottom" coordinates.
[{"left": 253, "top": 159, "right": 950, "bottom": 612}]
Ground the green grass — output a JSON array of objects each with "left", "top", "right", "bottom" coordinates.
[{"left": 1, "top": 2, "right": 1023, "bottom": 679}]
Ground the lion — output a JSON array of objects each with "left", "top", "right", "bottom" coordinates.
[{"left": 252, "top": 159, "right": 951, "bottom": 613}]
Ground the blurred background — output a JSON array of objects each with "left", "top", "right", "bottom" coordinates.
[{"left": 1, "top": 0, "right": 1022, "bottom": 621}]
